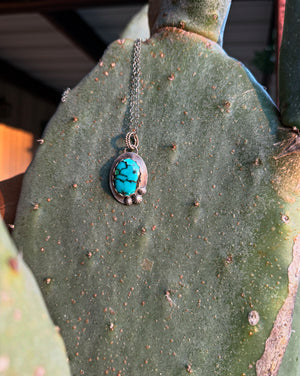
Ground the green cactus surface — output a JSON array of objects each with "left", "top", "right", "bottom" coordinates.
[
  {"left": 0, "top": 218, "right": 71, "bottom": 376},
  {"left": 13, "top": 1, "right": 300, "bottom": 375}
]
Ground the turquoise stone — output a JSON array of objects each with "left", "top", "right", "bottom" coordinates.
[{"left": 113, "top": 158, "right": 140, "bottom": 196}]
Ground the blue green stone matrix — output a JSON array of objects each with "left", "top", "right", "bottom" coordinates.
[{"left": 113, "top": 158, "right": 140, "bottom": 196}]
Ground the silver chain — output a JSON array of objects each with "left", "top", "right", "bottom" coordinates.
[{"left": 126, "top": 38, "right": 141, "bottom": 153}]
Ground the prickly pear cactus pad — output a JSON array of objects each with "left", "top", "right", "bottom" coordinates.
[
  {"left": 13, "top": 5, "right": 300, "bottom": 376},
  {"left": 0, "top": 218, "right": 71, "bottom": 376}
]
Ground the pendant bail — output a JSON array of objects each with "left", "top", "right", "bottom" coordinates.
[{"left": 125, "top": 131, "right": 139, "bottom": 153}]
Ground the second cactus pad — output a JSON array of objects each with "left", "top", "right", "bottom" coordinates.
[{"left": 0, "top": 218, "right": 70, "bottom": 376}]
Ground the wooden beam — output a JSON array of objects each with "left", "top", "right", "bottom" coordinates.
[
  {"left": 0, "top": 0, "right": 273, "bottom": 14},
  {"left": 0, "top": 58, "right": 61, "bottom": 104},
  {"left": 0, "top": 0, "right": 146, "bottom": 14},
  {"left": 42, "top": 10, "right": 107, "bottom": 61}
]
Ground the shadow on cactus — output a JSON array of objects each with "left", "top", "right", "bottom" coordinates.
[{"left": 12, "top": 0, "right": 300, "bottom": 375}]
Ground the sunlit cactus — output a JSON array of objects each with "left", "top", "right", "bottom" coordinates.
[{"left": 13, "top": 0, "right": 300, "bottom": 375}]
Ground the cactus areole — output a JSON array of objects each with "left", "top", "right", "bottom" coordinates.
[{"left": 13, "top": 0, "right": 300, "bottom": 375}]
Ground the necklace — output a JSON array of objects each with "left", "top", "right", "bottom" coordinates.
[{"left": 109, "top": 39, "right": 148, "bottom": 205}]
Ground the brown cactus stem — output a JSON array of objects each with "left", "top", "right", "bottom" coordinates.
[{"left": 256, "top": 235, "right": 300, "bottom": 376}]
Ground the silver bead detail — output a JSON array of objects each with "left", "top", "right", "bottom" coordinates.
[
  {"left": 124, "top": 196, "right": 133, "bottom": 206},
  {"left": 248, "top": 310, "right": 260, "bottom": 326},
  {"left": 138, "top": 187, "right": 147, "bottom": 196},
  {"left": 133, "top": 194, "right": 143, "bottom": 204}
]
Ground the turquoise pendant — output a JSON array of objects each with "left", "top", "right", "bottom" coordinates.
[{"left": 109, "top": 152, "right": 148, "bottom": 205}]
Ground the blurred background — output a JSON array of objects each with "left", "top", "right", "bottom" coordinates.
[{"left": 0, "top": 0, "right": 278, "bottom": 181}]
